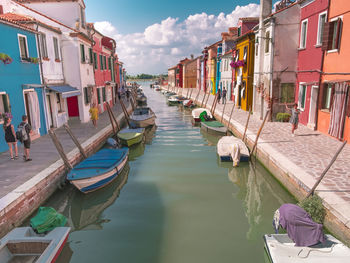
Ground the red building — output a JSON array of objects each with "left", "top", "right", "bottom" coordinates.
[
  {"left": 175, "top": 58, "right": 189, "bottom": 88},
  {"left": 295, "top": 0, "right": 329, "bottom": 129},
  {"left": 88, "top": 23, "right": 116, "bottom": 113}
]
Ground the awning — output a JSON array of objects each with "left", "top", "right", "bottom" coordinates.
[{"left": 47, "top": 85, "right": 81, "bottom": 98}]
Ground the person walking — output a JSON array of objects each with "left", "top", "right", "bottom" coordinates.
[
  {"left": 3, "top": 117, "right": 18, "bottom": 160},
  {"left": 217, "top": 88, "right": 222, "bottom": 104},
  {"left": 285, "top": 102, "right": 300, "bottom": 136},
  {"left": 18, "top": 115, "right": 32, "bottom": 161},
  {"left": 89, "top": 102, "right": 99, "bottom": 128},
  {"left": 222, "top": 88, "right": 227, "bottom": 104}
]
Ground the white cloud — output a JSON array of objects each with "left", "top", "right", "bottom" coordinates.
[{"left": 94, "top": 3, "right": 260, "bottom": 75}]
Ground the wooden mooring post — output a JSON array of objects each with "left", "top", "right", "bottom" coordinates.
[
  {"left": 227, "top": 102, "right": 235, "bottom": 130},
  {"left": 242, "top": 107, "right": 252, "bottom": 143},
  {"left": 205, "top": 92, "right": 211, "bottom": 108},
  {"left": 63, "top": 124, "right": 87, "bottom": 158},
  {"left": 189, "top": 88, "right": 193, "bottom": 99},
  {"left": 201, "top": 92, "right": 206, "bottom": 107},
  {"left": 250, "top": 110, "right": 270, "bottom": 156},
  {"left": 48, "top": 129, "right": 73, "bottom": 170},
  {"left": 106, "top": 103, "right": 120, "bottom": 131},
  {"left": 221, "top": 101, "right": 227, "bottom": 123},
  {"left": 195, "top": 90, "right": 200, "bottom": 104},
  {"left": 210, "top": 94, "right": 218, "bottom": 115},
  {"left": 306, "top": 141, "right": 347, "bottom": 198},
  {"left": 105, "top": 104, "right": 117, "bottom": 134},
  {"left": 186, "top": 88, "right": 190, "bottom": 98},
  {"left": 119, "top": 98, "right": 130, "bottom": 127}
]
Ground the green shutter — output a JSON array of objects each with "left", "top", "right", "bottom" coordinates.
[
  {"left": 89, "top": 48, "right": 93, "bottom": 64},
  {"left": 104, "top": 56, "right": 107, "bottom": 70},
  {"left": 102, "top": 87, "right": 106, "bottom": 101},
  {"left": 108, "top": 57, "right": 111, "bottom": 70},
  {"left": 93, "top": 53, "right": 97, "bottom": 69},
  {"left": 100, "top": 54, "right": 103, "bottom": 70},
  {"left": 80, "top": 44, "right": 85, "bottom": 63},
  {"left": 97, "top": 89, "right": 101, "bottom": 104}
]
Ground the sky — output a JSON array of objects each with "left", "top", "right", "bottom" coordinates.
[{"left": 85, "top": 0, "right": 265, "bottom": 75}]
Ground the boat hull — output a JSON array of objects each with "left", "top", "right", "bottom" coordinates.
[
  {"left": 220, "top": 155, "right": 250, "bottom": 162},
  {"left": 200, "top": 122, "right": 227, "bottom": 136},
  {"left": 118, "top": 133, "right": 143, "bottom": 147},
  {"left": 130, "top": 116, "right": 156, "bottom": 128},
  {"left": 71, "top": 155, "right": 128, "bottom": 193}
]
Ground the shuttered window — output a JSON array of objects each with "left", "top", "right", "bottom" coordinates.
[
  {"left": 93, "top": 52, "right": 97, "bottom": 69},
  {"left": 80, "top": 44, "right": 85, "bottom": 63},
  {"left": 83, "top": 87, "right": 91, "bottom": 104},
  {"left": 53, "top": 37, "right": 60, "bottom": 60},
  {"left": 103, "top": 56, "right": 107, "bottom": 70},
  {"left": 97, "top": 88, "right": 101, "bottom": 104},
  {"left": 89, "top": 48, "right": 93, "bottom": 64},
  {"left": 298, "top": 84, "right": 307, "bottom": 110},
  {"left": 322, "top": 18, "right": 342, "bottom": 51},
  {"left": 18, "top": 35, "right": 29, "bottom": 59},
  {"left": 300, "top": 20, "right": 308, "bottom": 49},
  {"left": 281, "top": 83, "right": 295, "bottom": 103},
  {"left": 317, "top": 12, "right": 327, "bottom": 45},
  {"left": 265, "top": 31, "right": 270, "bottom": 53},
  {"left": 322, "top": 84, "right": 333, "bottom": 110},
  {"left": 40, "top": 34, "right": 48, "bottom": 58},
  {"left": 100, "top": 54, "right": 103, "bottom": 70},
  {"left": 102, "top": 87, "right": 106, "bottom": 101}
]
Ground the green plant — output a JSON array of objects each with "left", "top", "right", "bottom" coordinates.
[
  {"left": 276, "top": 112, "right": 291, "bottom": 122},
  {"left": 299, "top": 195, "right": 326, "bottom": 224}
]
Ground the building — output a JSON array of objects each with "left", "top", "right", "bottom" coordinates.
[
  {"left": 196, "top": 56, "right": 202, "bottom": 90},
  {"left": 175, "top": 58, "right": 189, "bottom": 88},
  {"left": 183, "top": 57, "right": 197, "bottom": 89},
  {"left": 318, "top": 0, "right": 350, "bottom": 142},
  {"left": 201, "top": 48, "right": 208, "bottom": 92},
  {"left": 206, "top": 41, "right": 221, "bottom": 94},
  {"left": 295, "top": 0, "right": 329, "bottom": 129},
  {"left": 10, "top": 0, "right": 96, "bottom": 123},
  {"left": 253, "top": 0, "right": 300, "bottom": 120},
  {"left": 0, "top": 15, "right": 43, "bottom": 152},
  {"left": 167, "top": 66, "right": 176, "bottom": 88}
]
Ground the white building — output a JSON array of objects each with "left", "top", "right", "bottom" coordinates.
[{"left": 4, "top": 0, "right": 95, "bottom": 123}]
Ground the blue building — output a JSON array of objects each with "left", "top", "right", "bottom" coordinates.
[
  {"left": 215, "top": 43, "right": 223, "bottom": 95},
  {"left": 0, "top": 17, "right": 47, "bottom": 153}
]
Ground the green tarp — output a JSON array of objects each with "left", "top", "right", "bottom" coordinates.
[{"left": 30, "top": 207, "right": 67, "bottom": 233}]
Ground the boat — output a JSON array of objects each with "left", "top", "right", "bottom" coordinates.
[
  {"left": 117, "top": 127, "right": 145, "bottom": 147},
  {"left": 182, "top": 99, "right": 195, "bottom": 108},
  {"left": 136, "top": 94, "right": 147, "bottom": 106},
  {"left": 191, "top": 108, "right": 213, "bottom": 123},
  {"left": 129, "top": 107, "right": 156, "bottom": 128},
  {"left": 217, "top": 136, "right": 250, "bottom": 166},
  {"left": 200, "top": 121, "right": 227, "bottom": 136},
  {"left": 67, "top": 148, "right": 129, "bottom": 193},
  {"left": 264, "top": 234, "right": 350, "bottom": 263},
  {"left": 0, "top": 227, "right": 70, "bottom": 263},
  {"left": 165, "top": 91, "right": 176, "bottom": 97},
  {"left": 167, "top": 95, "right": 181, "bottom": 106}
]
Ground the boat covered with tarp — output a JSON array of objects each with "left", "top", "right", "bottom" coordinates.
[
  {"left": 129, "top": 107, "right": 156, "bottom": 128},
  {"left": 67, "top": 148, "right": 129, "bottom": 193},
  {"left": 117, "top": 127, "right": 145, "bottom": 147},
  {"left": 217, "top": 136, "right": 250, "bottom": 166},
  {"left": 191, "top": 108, "right": 213, "bottom": 123},
  {"left": 200, "top": 120, "right": 227, "bottom": 136},
  {"left": 264, "top": 203, "right": 350, "bottom": 262}
]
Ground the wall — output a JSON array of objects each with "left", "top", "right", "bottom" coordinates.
[{"left": 183, "top": 59, "right": 197, "bottom": 89}]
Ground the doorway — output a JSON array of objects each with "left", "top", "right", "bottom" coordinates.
[
  {"left": 67, "top": 96, "right": 79, "bottom": 117},
  {"left": 308, "top": 86, "right": 318, "bottom": 129},
  {"left": 46, "top": 94, "right": 54, "bottom": 128}
]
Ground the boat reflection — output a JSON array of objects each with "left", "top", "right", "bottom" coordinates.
[
  {"left": 200, "top": 129, "right": 220, "bottom": 146},
  {"left": 144, "top": 125, "right": 157, "bottom": 144}
]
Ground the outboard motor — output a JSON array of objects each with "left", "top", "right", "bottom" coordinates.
[{"left": 106, "top": 138, "right": 118, "bottom": 149}]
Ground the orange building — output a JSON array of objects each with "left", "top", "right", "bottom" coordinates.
[
  {"left": 183, "top": 58, "right": 197, "bottom": 89},
  {"left": 317, "top": 0, "right": 350, "bottom": 143}
]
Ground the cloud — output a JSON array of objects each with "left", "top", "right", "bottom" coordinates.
[{"left": 94, "top": 3, "right": 260, "bottom": 75}]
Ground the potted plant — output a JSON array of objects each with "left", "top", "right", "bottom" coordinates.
[{"left": 0, "top": 53, "right": 13, "bottom": 65}]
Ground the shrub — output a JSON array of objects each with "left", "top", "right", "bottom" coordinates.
[
  {"left": 299, "top": 195, "right": 326, "bottom": 224},
  {"left": 276, "top": 112, "right": 291, "bottom": 122}
]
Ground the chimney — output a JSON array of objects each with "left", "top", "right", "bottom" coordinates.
[
  {"left": 260, "top": 0, "right": 272, "bottom": 22},
  {"left": 228, "top": 27, "right": 238, "bottom": 37},
  {"left": 191, "top": 54, "right": 194, "bottom": 60},
  {"left": 0, "top": 5, "right": 3, "bottom": 15}
]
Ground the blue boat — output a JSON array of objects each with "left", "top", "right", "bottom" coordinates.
[{"left": 67, "top": 148, "right": 129, "bottom": 193}]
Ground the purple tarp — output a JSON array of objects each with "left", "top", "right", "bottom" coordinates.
[{"left": 279, "top": 204, "right": 325, "bottom": 247}]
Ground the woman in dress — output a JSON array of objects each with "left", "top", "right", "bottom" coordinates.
[
  {"left": 3, "top": 117, "right": 18, "bottom": 160},
  {"left": 285, "top": 103, "right": 300, "bottom": 136}
]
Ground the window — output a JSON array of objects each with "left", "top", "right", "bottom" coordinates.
[
  {"left": 88, "top": 48, "right": 93, "bottom": 64},
  {"left": 40, "top": 33, "right": 48, "bottom": 58},
  {"left": 108, "top": 57, "right": 111, "bottom": 70},
  {"left": 0, "top": 94, "right": 11, "bottom": 124},
  {"left": 280, "top": 83, "right": 295, "bottom": 103},
  {"left": 243, "top": 46, "right": 248, "bottom": 62},
  {"left": 265, "top": 31, "right": 270, "bottom": 53},
  {"left": 322, "top": 18, "right": 342, "bottom": 51},
  {"left": 238, "top": 27, "right": 241, "bottom": 37},
  {"left": 80, "top": 6, "right": 86, "bottom": 28},
  {"left": 97, "top": 88, "right": 101, "bottom": 104},
  {"left": 100, "top": 54, "right": 103, "bottom": 70},
  {"left": 103, "top": 56, "right": 107, "bottom": 70},
  {"left": 300, "top": 20, "right": 308, "bottom": 49},
  {"left": 235, "top": 50, "right": 240, "bottom": 62},
  {"left": 317, "top": 12, "right": 327, "bottom": 46},
  {"left": 80, "top": 44, "right": 85, "bottom": 63},
  {"left": 83, "top": 87, "right": 91, "bottom": 104},
  {"left": 18, "top": 34, "right": 29, "bottom": 60},
  {"left": 56, "top": 93, "right": 65, "bottom": 113},
  {"left": 93, "top": 52, "right": 97, "bottom": 69},
  {"left": 322, "top": 84, "right": 333, "bottom": 110},
  {"left": 102, "top": 87, "right": 106, "bottom": 102},
  {"left": 53, "top": 37, "right": 60, "bottom": 60},
  {"left": 298, "top": 84, "right": 307, "bottom": 110}
]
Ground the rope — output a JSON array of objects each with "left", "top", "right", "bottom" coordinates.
[{"left": 297, "top": 244, "right": 335, "bottom": 259}]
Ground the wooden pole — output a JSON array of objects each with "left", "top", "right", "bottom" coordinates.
[
  {"left": 306, "top": 141, "right": 347, "bottom": 198},
  {"left": 201, "top": 92, "right": 206, "bottom": 107},
  {"left": 211, "top": 94, "right": 219, "bottom": 116},
  {"left": 221, "top": 101, "right": 227, "bottom": 123},
  {"left": 189, "top": 88, "right": 193, "bottom": 100},
  {"left": 48, "top": 129, "right": 73, "bottom": 170},
  {"left": 195, "top": 90, "right": 200, "bottom": 104},
  {"left": 242, "top": 107, "right": 252, "bottom": 143},
  {"left": 106, "top": 103, "right": 120, "bottom": 131},
  {"left": 186, "top": 88, "right": 190, "bottom": 98},
  {"left": 227, "top": 101, "right": 235, "bottom": 130},
  {"left": 205, "top": 91, "right": 211, "bottom": 108},
  {"left": 105, "top": 105, "right": 117, "bottom": 134},
  {"left": 251, "top": 110, "right": 270, "bottom": 156},
  {"left": 63, "top": 124, "right": 88, "bottom": 158},
  {"left": 119, "top": 98, "right": 130, "bottom": 126},
  {"left": 210, "top": 93, "right": 218, "bottom": 114}
]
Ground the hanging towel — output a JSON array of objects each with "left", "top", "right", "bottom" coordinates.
[
  {"left": 328, "top": 82, "right": 348, "bottom": 139},
  {"left": 28, "top": 91, "right": 41, "bottom": 132}
]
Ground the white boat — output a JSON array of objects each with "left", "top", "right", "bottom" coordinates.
[
  {"left": 264, "top": 234, "right": 350, "bottom": 263},
  {"left": 0, "top": 227, "right": 70, "bottom": 263},
  {"left": 217, "top": 136, "right": 250, "bottom": 166},
  {"left": 167, "top": 95, "right": 181, "bottom": 106},
  {"left": 191, "top": 108, "right": 213, "bottom": 123},
  {"left": 129, "top": 107, "right": 156, "bottom": 128}
]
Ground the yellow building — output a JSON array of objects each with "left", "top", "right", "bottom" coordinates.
[
  {"left": 206, "top": 41, "right": 220, "bottom": 94},
  {"left": 233, "top": 31, "right": 255, "bottom": 111}
]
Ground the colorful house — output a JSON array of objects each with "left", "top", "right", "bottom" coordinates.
[
  {"left": 206, "top": 41, "right": 220, "bottom": 94},
  {"left": 175, "top": 58, "right": 189, "bottom": 88},
  {"left": 0, "top": 16, "right": 43, "bottom": 152},
  {"left": 296, "top": 0, "right": 329, "bottom": 129},
  {"left": 201, "top": 48, "right": 208, "bottom": 92},
  {"left": 318, "top": 0, "right": 350, "bottom": 142},
  {"left": 167, "top": 66, "right": 176, "bottom": 88},
  {"left": 183, "top": 57, "right": 197, "bottom": 89},
  {"left": 215, "top": 43, "right": 223, "bottom": 95},
  {"left": 253, "top": 0, "right": 300, "bottom": 120}
]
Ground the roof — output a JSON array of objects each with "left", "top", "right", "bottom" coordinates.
[
  {"left": 207, "top": 40, "right": 222, "bottom": 49},
  {"left": 168, "top": 66, "right": 177, "bottom": 70},
  {"left": 235, "top": 30, "right": 255, "bottom": 43},
  {"left": 269, "top": 1, "right": 299, "bottom": 17},
  {"left": 0, "top": 13, "right": 61, "bottom": 33},
  {"left": 16, "top": 0, "right": 86, "bottom": 9},
  {"left": 0, "top": 13, "right": 37, "bottom": 33},
  {"left": 239, "top": 17, "right": 259, "bottom": 22}
]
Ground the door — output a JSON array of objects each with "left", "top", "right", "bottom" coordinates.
[
  {"left": 308, "top": 86, "right": 318, "bottom": 129},
  {"left": 46, "top": 94, "right": 54, "bottom": 128},
  {"left": 67, "top": 96, "right": 79, "bottom": 117}
]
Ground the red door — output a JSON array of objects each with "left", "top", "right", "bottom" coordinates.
[{"left": 67, "top": 96, "right": 79, "bottom": 117}]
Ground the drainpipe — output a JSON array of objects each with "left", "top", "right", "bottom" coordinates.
[{"left": 269, "top": 18, "right": 275, "bottom": 120}]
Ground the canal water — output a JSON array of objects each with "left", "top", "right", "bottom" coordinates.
[{"left": 44, "top": 82, "right": 295, "bottom": 263}]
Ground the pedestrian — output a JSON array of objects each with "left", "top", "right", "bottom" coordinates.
[
  {"left": 3, "top": 117, "right": 18, "bottom": 160},
  {"left": 285, "top": 102, "right": 300, "bottom": 136},
  {"left": 222, "top": 88, "right": 227, "bottom": 104},
  {"left": 117, "top": 90, "right": 121, "bottom": 101},
  {"left": 217, "top": 88, "right": 221, "bottom": 104},
  {"left": 18, "top": 115, "right": 32, "bottom": 161},
  {"left": 89, "top": 102, "right": 99, "bottom": 128}
]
